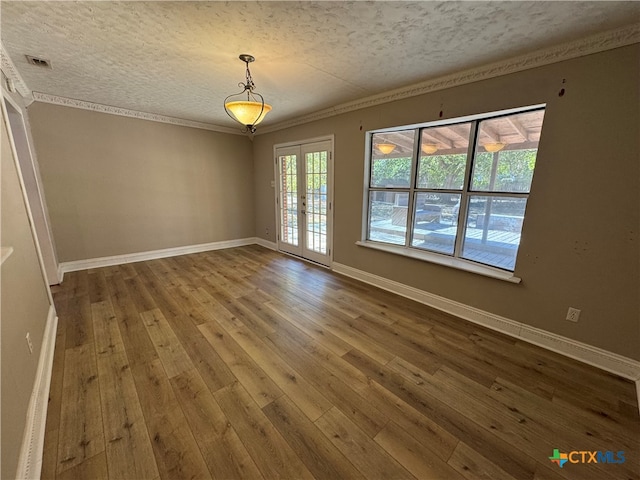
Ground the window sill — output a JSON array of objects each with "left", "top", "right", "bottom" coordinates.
[{"left": 355, "top": 240, "right": 521, "bottom": 284}]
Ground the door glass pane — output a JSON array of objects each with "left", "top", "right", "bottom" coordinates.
[
  {"left": 305, "top": 150, "right": 328, "bottom": 254},
  {"left": 472, "top": 110, "right": 545, "bottom": 193},
  {"left": 279, "top": 154, "right": 298, "bottom": 246},
  {"left": 367, "top": 191, "right": 407, "bottom": 245},
  {"left": 370, "top": 130, "right": 415, "bottom": 187},
  {"left": 417, "top": 123, "right": 470, "bottom": 189},
  {"left": 461, "top": 195, "right": 527, "bottom": 271},
  {"left": 411, "top": 193, "right": 461, "bottom": 255}
]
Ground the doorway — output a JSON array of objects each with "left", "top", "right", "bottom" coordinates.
[
  {"left": 3, "top": 94, "right": 60, "bottom": 284},
  {"left": 275, "top": 137, "right": 333, "bottom": 266}
]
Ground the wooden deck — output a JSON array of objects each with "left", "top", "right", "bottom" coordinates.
[
  {"left": 371, "top": 221, "right": 521, "bottom": 269},
  {"left": 43, "top": 245, "right": 639, "bottom": 479}
]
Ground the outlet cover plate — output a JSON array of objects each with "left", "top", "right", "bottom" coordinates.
[{"left": 566, "top": 307, "right": 581, "bottom": 322}]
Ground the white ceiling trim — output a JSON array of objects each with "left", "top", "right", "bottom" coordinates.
[
  {"left": 13, "top": 23, "right": 640, "bottom": 136},
  {"left": 30, "top": 92, "right": 242, "bottom": 135},
  {"left": 0, "top": 43, "right": 32, "bottom": 99},
  {"left": 258, "top": 24, "right": 640, "bottom": 134}
]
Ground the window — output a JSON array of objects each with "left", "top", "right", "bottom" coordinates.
[{"left": 364, "top": 106, "right": 545, "bottom": 273}]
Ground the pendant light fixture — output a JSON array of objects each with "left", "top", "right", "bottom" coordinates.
[
  {"left": 376, "top": 143, "right": 396, "bottom": 155},
  {"left": 421, "top": 143, "right": 439, "bottom": 154},
  {"left": 224, "top": 54, "right": 272, "bottom": 133},
  {"left": 483, "top": 142, "right": 506, "bottom": 153}
]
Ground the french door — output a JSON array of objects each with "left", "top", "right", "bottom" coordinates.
[{"left": 275, "top": 139, "right": 333, "bottom": 266}]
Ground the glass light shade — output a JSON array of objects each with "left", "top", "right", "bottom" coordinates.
[
  {"left": 421, "top": 143, "right": 438, "bottom": 154},
  {"left": 376, "top": 143, "right": 396, "bottom": 154},
  {"left": 225, "top": 100, "right": 272, "bottom": 126},
  {"left": 483, "top": 142, "right": 506, "bottom": 153}
]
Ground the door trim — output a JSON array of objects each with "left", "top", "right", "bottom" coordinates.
[
  {"left": 274, "top": 135, "right": 334, "bottom": 267},
  {"left": 3, "top": 91, "right": 60, "bottom": 285},
  {"left": 1, "top": 90, "right": 58, "bottom": 305}
]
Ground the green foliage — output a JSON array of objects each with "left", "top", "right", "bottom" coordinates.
[
  {"left": 371, "top": 157, "right": 412, "bottom": 187},
  {"left": 418, "top": 154, "right": 466, "bottom": 189},
  {"left": 282, "top": 155, "right": 298, "bottom": 193},
  {"left": 305, "top": 152, "right": 328, "bottom": 191},
  {"left": 280, "top": 152, "right": 329, "bottom": 193},
  {"left": 370, "top": 202, "right": 393, "bottom": 221},
  {"left": 471, "top": 149, "right": 537, "bottom": 192},
  {"left": 371, "top": 149, "right": 537, "bottom": 192}
]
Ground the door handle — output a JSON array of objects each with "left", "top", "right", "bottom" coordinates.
[{"left": 301, "top": 210, "right": 306, "bottom": 215}]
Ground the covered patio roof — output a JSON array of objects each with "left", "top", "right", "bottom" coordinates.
[{"left": 373, "top": 109, "right": 544, "bottom": 157}]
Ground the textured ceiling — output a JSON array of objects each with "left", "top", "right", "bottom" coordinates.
[{"left": 1, "top": 1, "right": 639, "bottom": 130}]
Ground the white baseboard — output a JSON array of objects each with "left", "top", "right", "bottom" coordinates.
[
  {"left": 254, "top": 237, "right": 278, "bottom": 251},
  {"left": 332, "top": 262, "right": 640, "bottom": 383},
  {"left": 16, "top": 305, "right": 58, "bottom": 480},
  {"left": 58, "top": 237, "right": 258, "bottom": 274}
]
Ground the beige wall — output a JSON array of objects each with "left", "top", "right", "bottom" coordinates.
[
  {"left": 28, "top": 103, "right": 255, "bottom": 262},
  {"left": 1, "top": 104, "right": 52, "bottom": 478},
  {"left": 253, "top": 45, "right": 640, "bottom": 360},
  {"left": 22, "top": 46, "right": 639, "bottom": 361}
]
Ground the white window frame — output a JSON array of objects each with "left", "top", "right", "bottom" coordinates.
[{"left": 359, "top": 104, "right": 546, "bottom": 283}]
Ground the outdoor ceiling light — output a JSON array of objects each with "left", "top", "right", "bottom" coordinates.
[
  {"left": 224, "top": 54, "right": 272, "bottom": 133},
  {"left": 421, "top": 143, "right": 438, "bottom": 154},
  {"left": 376, "top": 143, "right": 396, "bottom": 155},
  {"left": 483, "top": 142, "right": 507, "bottom": 153}
]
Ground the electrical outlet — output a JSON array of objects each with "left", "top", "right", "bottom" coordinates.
[
  {"left": 265, "top": 227, "right": 269, "bottom": 235},
  {"left": 26, "top": 332, "right": 33, "bottom": 354},
  {"left": 566, "top": 307, "right": 581, "bottom": 323}
]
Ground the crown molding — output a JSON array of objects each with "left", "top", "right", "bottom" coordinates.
[
  {"left": 1, "top": 41, "right": 239, "bottom": 133},
  {"left": 31, "top": 92, "right": 242, "bottom": 134},
  {"left": 258, "top": 24, "right": 640, "bottom": 134},
  {"left": 0, "top": 43, "right": 32, "bottom": 99}
]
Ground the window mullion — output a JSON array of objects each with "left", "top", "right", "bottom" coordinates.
[
  {"left": 405, "top": 129, "right": 421, "bottom": 247},
  {"left": 454, "top": 120, "right": 479, "bottom": 258}
]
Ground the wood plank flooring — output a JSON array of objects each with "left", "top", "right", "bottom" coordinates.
[{"left": 43, "top": 245, "right": 639, "bottom": 480}]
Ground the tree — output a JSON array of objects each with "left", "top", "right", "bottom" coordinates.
[
  {"left": 472, "top": 149, "right": 537, "bottom": 192},
  {"left": 417, "top": 154, "right": 467, "bottom": 189},
  {"left": 371, "top": 157, "right": 412, "bottom": 187}
]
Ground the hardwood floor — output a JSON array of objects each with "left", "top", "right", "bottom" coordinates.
[{"left": 43, "top": 245, "right": 639, "bottom": 480}]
